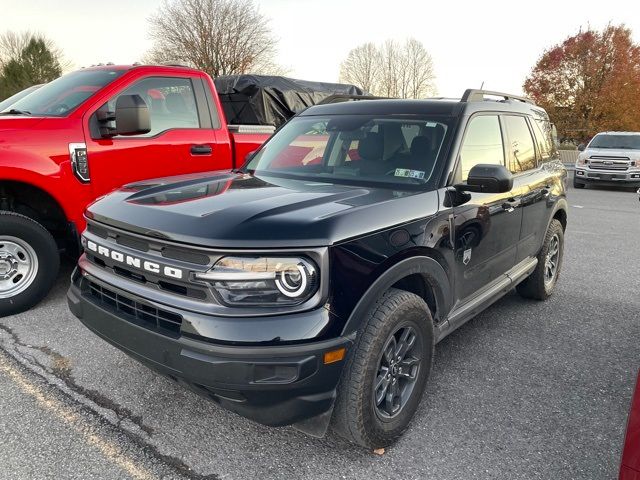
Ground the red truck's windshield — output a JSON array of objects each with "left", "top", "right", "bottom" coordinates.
[{"left": 1, "top": 69, "right": 126, "bottom": 117}]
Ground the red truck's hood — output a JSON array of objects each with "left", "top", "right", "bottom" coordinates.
[{"left": 0, "top": 116, "right": 46, "bottom": 133}]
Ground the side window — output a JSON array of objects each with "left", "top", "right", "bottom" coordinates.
[
  {"left": 108, "top": 77, "right": 200, "bottom": 137},
  {"left": 503, "top": 115, "right": 536, "bottom": 173},
  {"left": 532, "top": 119, "right": 556, "bottom": 162},
  {"left": 459, "top": 115, "right": 504, "bottom": 180}
]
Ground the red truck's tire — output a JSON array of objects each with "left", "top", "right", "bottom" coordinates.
[{"left": 0, "top": 211, "right": 60, "bottom": 317}]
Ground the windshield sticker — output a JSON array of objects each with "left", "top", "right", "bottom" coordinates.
[{"left": 394, "top": 168, "right": 425, "bottom": 180}]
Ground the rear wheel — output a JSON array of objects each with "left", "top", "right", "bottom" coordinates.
[
  {"left": 0, "top": 211, "right": 59, "bottom": 317},
  {"left": 516, "top": 219, "right": 564, "bottom": 301},
  {"left": 332, "top": 288, "right": 434, "bottom": 449}
]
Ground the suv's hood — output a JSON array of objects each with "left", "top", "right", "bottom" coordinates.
[
  {"left": 585, "top": 147, "right": 640, "bottom": 160},
  {"left": 87, "top": 171, "right": 439, "bottom": 248}
]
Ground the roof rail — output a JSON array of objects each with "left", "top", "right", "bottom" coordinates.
[
  {"left": 317, "top": 94, "right": 385, "bottom": 105},
  {"left": 461, "top": 89, "right": 535, "bottom": 105}
]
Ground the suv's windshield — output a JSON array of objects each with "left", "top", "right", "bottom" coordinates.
[
  {"left": 246, "top": 114, "right": 452, "bottom": 188},
  {"left": 0, "top": 69, "right": 126, "bottom": 116},
  {"left": 589, "top": 134, "right": 640, "bottom": 150}
]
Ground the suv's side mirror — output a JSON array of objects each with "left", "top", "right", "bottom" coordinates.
[
  {"left": 455, "top": 164, "right": 513, "bottom": 193},
  {"left": 115, "top": 94, "right": 150, "bottom": 136},
  {"left": 577, "top": 143, "right": 586, "bottom": 152}
]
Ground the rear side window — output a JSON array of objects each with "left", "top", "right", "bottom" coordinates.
[
  {"left": 531, "top": 119, "right": 556, "bottom": 162},
  {"left": 108, "top": 76, "right": 200, "bottom": 137},
  {"left": 459, "top": 115, "right": 504, "bottom": 180},
  {"left": 503, "top": 115, "right": 536, "bottom": 173}
]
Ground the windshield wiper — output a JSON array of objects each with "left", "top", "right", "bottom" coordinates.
[{"left": 0, "top": 109, "right": 31, "bottom": 116}]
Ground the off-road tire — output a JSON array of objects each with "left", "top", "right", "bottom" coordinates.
[
  {"left": 516, "top": 219, "right": 564, "bottom": 301},
  {"left": 0, "top": 211, "right": 59, "bottom": 317},
  {"left": 332, "top": 288, "right": 434, "bottom": 449}
]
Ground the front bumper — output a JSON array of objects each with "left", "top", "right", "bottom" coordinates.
[
  {"left": 575, "top": 168, "right": 640, "bottom": 186},
  {"left": 67, "top": 268, "right": 352, "bottom": 427}
]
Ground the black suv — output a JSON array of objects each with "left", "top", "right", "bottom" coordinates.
[{"left": 68, "top": 89, "right": 568, "bottom": 449}]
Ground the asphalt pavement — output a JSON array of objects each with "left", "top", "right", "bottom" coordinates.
[{"left": 1, "top": 183, "right": 639, "bottom": 480}]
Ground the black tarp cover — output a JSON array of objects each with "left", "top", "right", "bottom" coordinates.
[{"left": 214, "top": 75, "right": 365, "bottom": 127}]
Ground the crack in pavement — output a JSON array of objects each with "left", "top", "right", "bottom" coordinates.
[{"left": 0, "top": 321, "right": 220, "bottom": 480}]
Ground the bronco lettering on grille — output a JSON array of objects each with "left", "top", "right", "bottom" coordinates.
[{"left": 86, "top": 240, "right": 184, "bottom": 280}]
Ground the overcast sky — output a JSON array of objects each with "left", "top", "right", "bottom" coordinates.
[{"left": 4, "top": 0, "right": 640, "bottom": 97}]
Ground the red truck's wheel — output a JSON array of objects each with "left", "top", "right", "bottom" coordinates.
[{"left": 0, "top": 211, "right": 59, "bottom": 317}]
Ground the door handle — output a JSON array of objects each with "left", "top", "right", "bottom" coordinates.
[
  {"left": 502, "top": 198, "right": 521, "bottom": 212},
  {"left": 191, "top": 144, "right": 212, "bottom": 155}
]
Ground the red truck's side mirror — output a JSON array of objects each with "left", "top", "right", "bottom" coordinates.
[{"left": 114, "top": 94, "right": 151, "bottom": 136}]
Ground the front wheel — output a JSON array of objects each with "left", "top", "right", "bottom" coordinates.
[
  {"left": 573, "top": 176, "right": 585, "bottom": 189},
  {"left": 516, "top": 219, "right": 564, "bottom": 300},
  {"left": 0, "top": 211, "right": 60, "bottom": 317},
  {"left": 332, "top": 288, "right": 434, "bottom": 449}
]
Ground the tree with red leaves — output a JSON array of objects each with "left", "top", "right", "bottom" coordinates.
[{"left": 524, "top": 24, "right": 640, "bottom": 140}]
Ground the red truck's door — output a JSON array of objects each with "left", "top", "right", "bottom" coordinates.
[{"left": 83, "top": 73, "right": 233, "bottom": 196}]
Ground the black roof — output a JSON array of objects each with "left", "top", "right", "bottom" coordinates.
[
  {"left": 301, "top": 89, "right": 548, "bottom": 119},
  {"left": 301, "top": 99, "right": 463, "bottom": 117}
]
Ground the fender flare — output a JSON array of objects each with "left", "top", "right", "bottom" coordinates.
[
  {"left": 340, "top": 255, "right": 452, "bottom": 337},
  {"left": 548, "top": 197, "right": 568, "bottom": 230}
]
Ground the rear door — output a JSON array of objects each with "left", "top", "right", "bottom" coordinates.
[
  {"left": 451, "top": 114, "right": 523, "bottom": 302},
  {"left": 84, "top": 74, "right": 223, "bottom": 196},
  {"left": 502, "top": 114, "right": 553, "bottom": 263}
]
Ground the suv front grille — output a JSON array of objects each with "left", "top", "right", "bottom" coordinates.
[{"left": 87, "top": 280, "right": 183, "bottom": 337}]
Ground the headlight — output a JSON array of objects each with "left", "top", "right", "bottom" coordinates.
[
  {"left": 576, "top": 153, "right": 588, "bottom": 165},
  {"left": 194, "top": 256, "right": 319, "bottom": 307}
]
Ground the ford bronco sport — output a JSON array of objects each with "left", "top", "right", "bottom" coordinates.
[{"left": 68, "top": 89, "right": 568, "bottom": 449}]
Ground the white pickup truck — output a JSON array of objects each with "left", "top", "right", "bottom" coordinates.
[{"left": 574, "top": 131, "right": 640, "bottom": 189}]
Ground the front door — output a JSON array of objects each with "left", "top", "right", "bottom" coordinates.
[
  {"left": 83, "top": 74, "right": 219, "bottom": 197},
  {"left": 451, "top": 114, "right": 523, "bottom": 303}
]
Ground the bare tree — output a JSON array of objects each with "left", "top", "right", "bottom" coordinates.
[
  {"left": 145, "top": 0, "right": 284, "bottom": 77},
  {"left": 339, "top": 38, "right": 436, "bottom": 98},
  {"left": 378, "top": 39, "right": 400, "bottom": 98},
  {"left": 404, "top": 38, "right": 436, "bottom": 98},
  {"left": 339, "top": 42, "right": 380, "bottom": 93}
]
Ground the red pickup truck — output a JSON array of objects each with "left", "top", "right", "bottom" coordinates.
[{"left": 0, "top": 64, "right": 273, "bottom": 316}]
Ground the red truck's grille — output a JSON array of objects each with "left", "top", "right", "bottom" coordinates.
[{"left": 87, "top": 280, "right": 183, "bottom": 337}]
